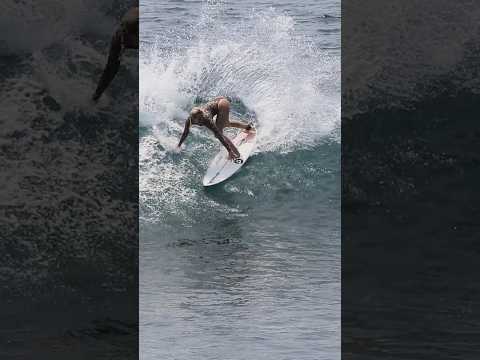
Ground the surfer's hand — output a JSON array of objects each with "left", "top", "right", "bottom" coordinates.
[
  {"left": 173, "top": 146, "right": 181, "bottom": 153},
  {"left": 228, "top": 149, "right": 240, "bottom": 160}
]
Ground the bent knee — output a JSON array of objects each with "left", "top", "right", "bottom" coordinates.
[{"left": 218, "top": 98, "right": 230, "bottom": 111}]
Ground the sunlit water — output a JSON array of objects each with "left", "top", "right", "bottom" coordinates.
[{"left": 140, "top": 1, "right": 340, "bottom": 359}]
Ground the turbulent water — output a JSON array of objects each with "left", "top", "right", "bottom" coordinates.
[{"left": 140, "top": 1, "right": 340, "bottom": 359}]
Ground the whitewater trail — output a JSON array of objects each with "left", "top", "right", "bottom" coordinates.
[{"left": 139, "top": 5, "right": 340, "bottom": 223}]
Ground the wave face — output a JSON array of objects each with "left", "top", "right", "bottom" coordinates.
[{"left": 139, "top": 3, "right": 340, "bottom": 224}]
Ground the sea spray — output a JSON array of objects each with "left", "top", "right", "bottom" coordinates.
[
  {"left": 140, "top": 4, "right": 340, "bottom": 224},
  {"left": 140, "top": 7, "right": 339, "bottom": 151}
]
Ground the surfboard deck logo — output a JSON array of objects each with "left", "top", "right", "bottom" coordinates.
[{"left": 203, "top": 130, "right": 257, "bottom": 186}]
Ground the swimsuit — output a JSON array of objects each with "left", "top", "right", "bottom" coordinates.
[{"left": 202, "top": 97, "right": 228, "bottom": 127}]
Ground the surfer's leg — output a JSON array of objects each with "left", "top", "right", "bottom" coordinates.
[
  {"left": 216, "top": 99, "right": 255, "bottom": 131},
  {"left": 92, "top": 29, "right": 123, "bottom": 101},
  {"left": 227, "top": 119, "right": 250, "bottom": 130},
  {"left": 215, "top": 98, "right": 230, "bottom": 131}
]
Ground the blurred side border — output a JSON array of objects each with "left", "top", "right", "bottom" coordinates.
[
  {"left": 0, "top": 1, "right": 139, "bottom": 358},
  {"left": 342, "top": 1, "right": 480, "bottom": 358}
]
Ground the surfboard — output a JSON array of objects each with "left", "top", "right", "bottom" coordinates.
[{"left": 202, "top": 130, "right": 257, "bottom": 186}]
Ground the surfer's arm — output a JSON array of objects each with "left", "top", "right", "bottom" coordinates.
[
  {"left": 211, "top": 126, "right": 240, "bottom": 158},
  {"left": 177, "top": 120, "right": 191, "bottom": 147}
]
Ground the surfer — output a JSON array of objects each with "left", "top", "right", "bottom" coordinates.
[
  {"left": 177, "top": 97, "right": 255, "bottom": 160},
  {"left": 92, "top": 4, "right": 139, "bottom": 102}
]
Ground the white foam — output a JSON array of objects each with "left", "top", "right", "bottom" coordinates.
[{"left": 140, "top": 7, "right": 340, "bottom": 152}]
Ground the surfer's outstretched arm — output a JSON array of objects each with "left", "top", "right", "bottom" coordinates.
[
  {"left": 92, "top": 29, "right": 122, "bottom": 102},
  {"left": 178, "top": 120, "right": 191, "bottom": 147}
]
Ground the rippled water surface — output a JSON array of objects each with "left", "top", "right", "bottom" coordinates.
[{"left": 140, "top": 1, "right": 340, "bottom": 359}]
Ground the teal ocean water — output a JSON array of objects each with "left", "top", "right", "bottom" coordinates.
[{"left": 140, "top": 1, "right": 340, "bottom": 359}]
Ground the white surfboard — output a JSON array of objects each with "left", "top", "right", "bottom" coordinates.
[{"left": 203, "top": 130, "right": 257, "bottom": 186}]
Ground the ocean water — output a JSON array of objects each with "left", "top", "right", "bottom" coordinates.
[
  {"left": 140, "top": 1, "right": 340, "bottom": 359},
  {"left": 342, "top": 2, "right": 480, "bottom": 358}
]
